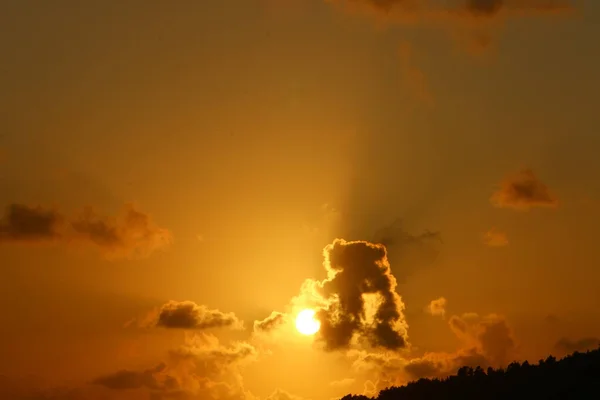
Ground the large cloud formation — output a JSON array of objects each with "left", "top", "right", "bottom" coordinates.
[
  {"left": 312, "top": 239, "right": 409, "bottom": 351},
  {"left": 91, "top": 332, "right": 305, "bottom": 400},
  {"left": 448, "top": 313, "right": 517, "bottom": 367},
  {"left": 490, "top": 169, "right": 558, "bottom": 210},
  {"left": 93, "top": 333, "right": 259, "bottom": 400},
  {"left": 0, "top": 202, "right": 172, "bottom": 259},
  {"left": 348, "top": 310, "right": 518, "bottom": 392}
]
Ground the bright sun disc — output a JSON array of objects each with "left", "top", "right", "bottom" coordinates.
[{"left": 295, "top": 309, "right": 320, "bottom": 336}]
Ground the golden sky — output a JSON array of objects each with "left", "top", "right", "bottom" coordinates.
[{"left": 1, "top": 1, "right": 600, "bottom": 399}]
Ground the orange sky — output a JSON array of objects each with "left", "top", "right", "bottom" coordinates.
[{"left": 1, "top": 1, "right": 600, "bottom": 399}]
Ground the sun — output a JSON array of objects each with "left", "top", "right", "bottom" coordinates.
[{"left": 295, "top": 309, "right": 321, "bottom": 336}]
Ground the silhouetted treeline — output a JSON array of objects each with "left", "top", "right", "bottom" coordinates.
[{"left": 342, "top": 347, "right": 600, "bottom": 400}]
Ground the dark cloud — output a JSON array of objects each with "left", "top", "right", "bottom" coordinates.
[
  {"left": 372, "top": 219, "right": 442, "bottom": 283},
  {"left": 466, "top": 0, "right": 503, "bottom": 16},
  {"left": 154, "top": 301, "right": 243, "bottom": 330},
  {"left": 352, "top": 346, "right": 487, "bottom": 388},
  {"left": 328, "top": 0, "right": 572, "bottom": 18},
  {"left": 352, "top": 312, "right": 517, "bottom": 390},
  {"left": 490, "top": 169, "right": 558, "bottom": 210},
  {"left": 449, "top": 315, "right": 470, "bottom": 335},
  {"left": 313, "top": 239, "right": 409, "bottom": 351},
  {"left": 404, "top": 359, "right": 443, "bottom": 379},
  {"left": 0, "top": 203, "right": 64, "bottom": 242},
  {"left": 93, "top": 333, "right": 258, "bottom": 400},
  {"left": 322, "top": 0, "right": 572, "bottom": 57},
  {"left": 452, "top": 347, "right": 491, "bottom": 369},
  {"left": 477, "top": 316, "right": 516, "bottom": 366},
  {"left": 92, "top": 363, "right": 177, "bottom": 391},
  {"left": 544, "top": 314, "right": 560, "bottom": 325},
  {"left": 0, "top": 202, "right": 172, "bottom": 259},
  {"left": 555, "top": 337, "right": 600, "bottom": 353},
  {"left": 167, "top": 334, "right": 258, "bottom": 399},
  {"left": 305, "top": 209, "right": 442, "bottom": 283},
  {"left": 449, "top": 313, "right": 517, "bottom": 367},
  {"left": 72, "top": 204, "right": 173, "bottom": 259},
  {"left": 373, "top": 219, "right": 441, "bottom": 249},
  {"left": 254, "top": 311, "right": 286, "bottom": 333},
  {"left": 390, "top": 314, "right": 515, "bottom": 382},
  {"left": 0, "top": 375, "right": 127, "bottom": 400},
  {"left": 403, "top": 349, "right": 487, "bottom": 379}
]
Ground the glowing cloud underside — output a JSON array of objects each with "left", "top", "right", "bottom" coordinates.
[{"left": 295, "top": 309, "right": 321, "bottom": 335}]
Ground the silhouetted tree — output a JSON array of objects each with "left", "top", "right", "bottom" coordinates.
[{"left": 341, "top": 346, "right": 600, "bottom": 400}]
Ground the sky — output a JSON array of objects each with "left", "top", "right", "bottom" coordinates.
[{"left": 1, "top": 0, "right": 600, "bottom": 399}]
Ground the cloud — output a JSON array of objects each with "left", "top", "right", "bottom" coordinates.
[
  {"left": 371, "top": 219, "right": 442, "bottom": 283},
  {"left": 303, "top": 210, "right": 442, "bottom": 283},
  {"left": 280, "top": 238, "right": 414, "bottom": 351},
  {"left": 483, "top": 228, "right": 509, "bottom": 247},
  {"left": 0, "top": 204, "right": 64, "bottom": 242},
  {"left": 94, "top": 333, "right": 259, "bottom": 400},
  {"left": 329, "top": 378, "right": 356, "bottom": 388},
  {"left": 71, "top": 204, "right": 173, "bottom": 259},
  {"left": 403, "top": 358, "right": 443, "bottom": 379},
  {"left": 0, "top": 378, "right": 113, "bottom": 400},
  {"left": 166, "top": 333, "right": 258, "bottom": 399},
  {"left": 466, "top": 0, "right": 503, "bottom": 15},
  {"left": 265, "top": 388, "right": 310, "bottom": 400},
  {"left": 351, "top": 346, "right": 490, "bottom": 389},
  {"left": 373, "top": 219, "right": 441, "bottom": 249},
  {"left": 323, "top": 0, "right": 572, "bottom": 56},
  {"left": 327, "top": 0, "right": 573, "bottom": 20},
  {"left": 403, "top": 353, "right": 457, "bottom": 379},
  {"left": 0, "top": 202, "right": 172, "bottom": 259},
  {"left": 349, "top": 349, "right": 409, "bottom": 387},
  {"left": 448, "top": 313, "right": 517, "bottom": 367},
  {"left": 349, "top": 312, "right": 517, "bottom": 390},
  {"left": 312, "top": 239, "right": 409, "bottom": 351},
  {"left": 254, "top": 311, "right": 287, "bottom": 333},
  {"left": 544, "top": 313, "right": 560, "bottom": 325},
  {"left": 92, "top": 363, "right": 177, "bottom": 391},
  {"left": 490, "top": 169, "right": 558, "bottom": 210},
  {"left": 426, "top": 297, "right": 447, "bottom": 318},
  {"left": 555, "top": 337, "right": 600, "bottom": 354},
  {"left": 169, "top": 333, "right": 258, "bottom": 371},
  {"left": 152, "top": 301, "right": 244, "bottom": 330}
]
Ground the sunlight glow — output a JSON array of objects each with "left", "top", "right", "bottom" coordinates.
[{"left": 295, "top": 309, "right": 321, "bottom": 336}]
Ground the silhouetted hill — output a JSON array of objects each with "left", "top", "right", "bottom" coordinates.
[{"left": 341, "top": 347, "right": 600, "bottom": 400}]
